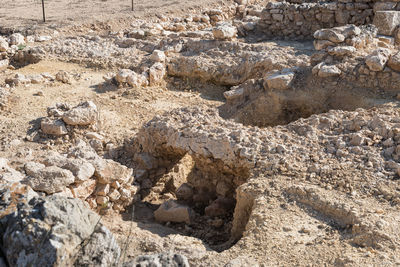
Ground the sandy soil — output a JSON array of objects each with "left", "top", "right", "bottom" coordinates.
[{"left": 0, "top": 0, "right": 230, "bottom": 30}]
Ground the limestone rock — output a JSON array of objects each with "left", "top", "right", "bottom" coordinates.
[
  {"left": 365, "top": 49, "right": 390, "bottom": 72},
  {"left": 115, "top": 69, "right": 134, "bottom": 84},
  {"left": 0, "top": 37, "right": 9, "bottom": 52},
  {"left": 0, "top": 59, "right": 9, "bottom": 71},
  {"left": 1, "top": 193, "right": 120, "bottom": 266},
  {"left": 47, "top": 102, "right": 71, "bottom": 117},
  {"left": 213, "top": 23, "right": 237, "bottom": 40},
  {"left": 62, "top": 101, "right": 98, "bottom": 126},
  {"left": 150, "top": 50, "right": 166, "bottom": 62},
  {"left": 314, "top": 29, "right": 345, "bottom": 43},
  {"left": 373, "top": 11, "right": 400, "bottom": 36},
  {"left": 335, "top": 24, "right": 361, "bottom": 38},
  {"left": 313, "top": 40, "right": 334, "bottom": 51},
  {"left": 35, "top": 35, "right": 52, "bottom": 42},
  {"left": 318, "top": 64, "right": 341, "bottom": 77},
  {"left": 126, "top": 71, "right": 148, "bottom": 88},
  {"left": 0, "top": 87, "right": 9, "bottom": 107},
  {"left": 154, "top": 199, "right": 192, "bottom": 223},
  {"left": 55, "top": 70, "right": 71, "bottom": 84},
  {"left": 9, "top": 33, "right": 25, "bottom": 46},
  {"left": 149, "top": 62, "right": 166, "bottom": 86},
  {"left": 70, "top": 179, "right": 97, "bottom": 199},
  {"left": 0, "top": 182, "right": 39, "bottom": 219},
  {"left": 30, "top": 74, "right": 44, "bottom": 84},
  {"left": 328, "top": 46, "right": 356, "bottom": 57},
  {"left": 43, "top": 151, "right": 95, "bottom": 182},
  {"left": 68, "top": 140, "right": 100, "bottom": 161},
  {"left": 388, "top": 52, "right": 400, "bottom": 72},
  {"left": 123, "top": 253, "right": 189, "bottom": 267},
  {"left": 395, "top": 27, "right": 400, "bottom": 45},
  {"left": 0, "top": 158, "right": 25, "bottom": 183},
  {"left": 5, "top": 73, "right": 30, "bottom": 86},
  {"left": 41, "top": 118, "right": 68, "bottom": 135},
  {"left": 24, "top": 162, "right": 75, "bottom": 194},
  {"left": 263, "top": 70, "right": 295, "bottom": 90},
  {"left": 93, "top": 158, "right": 133, "bottom": 184},
  {"left": 224, "top": 87, "right": 244, "bottom": 101},
  {"left": 374, "top": 2, "right": 397, "bottom": 12}
]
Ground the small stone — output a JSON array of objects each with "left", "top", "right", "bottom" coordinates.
[
  {"left": 96, "top": 195, "right": 109, "bottom": 205},
  {"left": 365, "top": 49, "right": 390, "bottom": 72},
  {"left": 0, "top": 36, "right": 9, "bottom": 52},
  {"left": 313, "top": 40, "right": 334, "bottom": 51},
  {"left": 126, "top": 72, "right": 148, "bottom": 88},
  {"left": 86, "top": 132, "right": 104, "bottom": 140},
  {"left": 111, "top": 181, "right": 121, "bottom": 188},
  {"left": 70, "top": 179, "right": 96, "bottom": 199},
  {"left": 24, "top": 163, "right": 75, "bottom": 194},
  {"left": 149, "top": 63, "right": 166, "bottom": 86},
  {"left": 0, "top": 59, "right": 9, "bottom": 71},
  {"left": 115, "top": 69, "right": 134, "bottom": 84},
  {"left": 9, "top": 33, "right": 25, "bottom": 46},
  {"left": 388, "top": 52, "right": 400, "bottom": 72},
  {"left": 350, "top": 134, "right": 364, "bottom": 146},
  {"left": 108, "top": 188, "right": 121, "bottom": 201},
  {"left": 176, "top": 183, "right": 194, "bottom": 201},
  {"left": 373, "top": 11, "right": 400, "bottom": 36},
  {"left": 55, "top": 71, "right": 72, "bottom": 84},
  {"left": 314, "top": 29, "right": 345, "bottom": 43},
  {"left": 318, "top": 64, "right": 341, "bottom": 77},
  {"left": 223, "top": 87, "right": 244, "bottom": 101},
  {"left": 213, "top": 23, "right": 237, "bottom": 40},
  {"left": 41, "top": 118, "right": 68, "bottom": 136},
  {"left": 150, "top": 50, "right": 166, "bottom": 62},
  {"left": 96, "top": 184, "right": 110, "bottom": 196},
  {"left": 93, "top": 159, "right": 133, "bottom": 184},
  {"left": 62, "top": 101, "right": 98, "bottom": 126},
  {"left": 154, "top": 199, "right": 192, "bottom": 224},
  {"left": 328, "top": 46, "right": 356, "bottom": 57},
  {"left": 35, "top": 35, "right": 52, "bottom": 42},
  {"left": 263, "top": 71, "right": 295, "bottom": 90}
]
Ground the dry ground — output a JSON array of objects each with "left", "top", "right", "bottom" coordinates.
[
  {"left": 2, "top": 0, "right": 400, "bottom": 266},
  {"left": 0, "top": 0, "right": 230, "bottom": 31}
]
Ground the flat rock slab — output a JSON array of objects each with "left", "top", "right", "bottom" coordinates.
[
  {"left": 154, "top": 199, "right": 193, "bottom": 224},
  {"left": 373, "top": 11, "right": 400, "bottom": 36}
]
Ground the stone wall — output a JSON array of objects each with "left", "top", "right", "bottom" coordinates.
[
  {"left": 256, "top": 0, "right": 399, "bottom": 39},
  {"left": 311, "top": 24, "right": 400, "bottom": 92}
]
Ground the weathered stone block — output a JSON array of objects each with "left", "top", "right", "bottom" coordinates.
[{"left": 373, "top": 11, "right": 400, "bottom": 36}]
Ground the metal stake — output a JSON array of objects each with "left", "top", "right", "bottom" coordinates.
[{"left": 42, "top": 0, "right": 46, "bottom": 22}]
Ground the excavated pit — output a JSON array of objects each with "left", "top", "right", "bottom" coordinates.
[
  {"left": 133, "top": 149, "right": 252, "bottom": 252},
  {"left": 130, "top": 71, "right": 393, "bottom": 251},
  {"left": 220, "top": 72, "right": 389, "bottom": 128},
  {"left": 234, "top": 89, "right": 379, "bottom": 127}
]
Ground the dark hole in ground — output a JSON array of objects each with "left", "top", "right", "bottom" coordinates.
[{"left": 132, "top": 152, "right": 251, "bottom": 252}]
